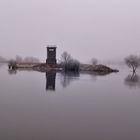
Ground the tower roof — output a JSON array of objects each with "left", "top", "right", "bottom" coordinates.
[{"left": 47, "top": 45, "right": 57, "bottom": 48}]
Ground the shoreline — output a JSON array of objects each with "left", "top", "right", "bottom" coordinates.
[{"left": 11, "top": 63, "right": 119, "bottom": 74}]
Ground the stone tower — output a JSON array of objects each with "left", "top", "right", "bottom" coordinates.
[{"left": 46, "top": 46, "right": 57, "bottom": 64}]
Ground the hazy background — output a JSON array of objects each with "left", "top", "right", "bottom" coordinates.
[{"left": 0, "top": 0, "right": 140, "bottom": 63}]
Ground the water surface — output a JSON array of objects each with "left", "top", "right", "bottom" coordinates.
[{"left": 0, "top": 64, "right": 140, "bottom": 140}]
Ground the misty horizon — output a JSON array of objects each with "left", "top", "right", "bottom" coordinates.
[
  {"left": 1, "top": 1, "right": 140, "bottom": 139},
  {"left": 1, "top": 0, "right": 140, "bottom": 63}
]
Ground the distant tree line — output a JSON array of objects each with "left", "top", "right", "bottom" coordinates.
[
  {"left": 90, "top": 55, "right": 140, "bottom": 74},
  {"left": 14, "top": 55, "right": 40, "bottom": 63},
  {"left": 8, "top": 56, "right": 40, "bottom": 70}
]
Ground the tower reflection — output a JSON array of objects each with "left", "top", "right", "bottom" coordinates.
[{"left": 46, "top": 71, "right": 56, "bottom": 91}]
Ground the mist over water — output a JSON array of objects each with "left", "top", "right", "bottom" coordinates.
[{"left": 1, "top": 0, "right": 140, "bottom": 139}]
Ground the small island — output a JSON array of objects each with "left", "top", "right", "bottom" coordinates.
[{"left": 8, "top": 46, "right": 119, "bottom": 74}]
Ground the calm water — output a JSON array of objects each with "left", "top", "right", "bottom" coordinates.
[{"left": 0, "top": 63, "right": 140, "bottom": 140}]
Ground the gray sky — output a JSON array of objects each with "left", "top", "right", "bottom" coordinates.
[{"left": 0, "top": 0, "right": 140, "bottom": 63}]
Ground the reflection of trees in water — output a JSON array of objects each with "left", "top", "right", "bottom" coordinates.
[
  {"left": 124, "top": 73, "right": 140, "bottom": 88},
  {"left": 60, "top": 72, "right": 80, "bottom": 88},
  {"left": 8, "top": 69, "right": 17, "bottom": 75},
  {"left": 45, "top": 71, "right": 80, "bottom": 91},
  {"left": 60, "top": 71, "right": 111, "bottom": 88}
]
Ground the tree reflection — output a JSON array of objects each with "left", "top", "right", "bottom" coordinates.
[
  {"left": 8, "top": 69, "right": 17, "bottom": 75},
  {"left": 60, "top": 72, "right": 80, "bottom": 88},
  {"left": 45, "top": 71, "right": 80, "bottom": 91},
  {"left": 124, "top": 73, "right": 140, "bottom": 88}
]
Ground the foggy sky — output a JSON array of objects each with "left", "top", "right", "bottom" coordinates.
[{"left": 0, "top": 0, "right": 140, "bottom": 63}]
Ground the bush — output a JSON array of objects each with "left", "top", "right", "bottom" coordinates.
[
  {"left": 64, "top": 59, "right": 80, "bottom": 72},
  {"left": 60, "top": 51, "right": 80, "bottom": 72},
  {"left": 8, "top": 60, "right": 17, "bottom": 69}
]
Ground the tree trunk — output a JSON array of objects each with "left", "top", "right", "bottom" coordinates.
[{"left": 132, "top": 67, "right": 136, "bottom": 73}]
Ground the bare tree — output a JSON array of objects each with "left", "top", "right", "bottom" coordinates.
[
  {"left": 60, "top": 51, "right": 72, "bottom": 64},
  {"left": 91, "top": 58, "right": 98, "bottom": 65},
  {"left": 125, "top": 55, "right": 140, "bottom": 73},
  {"left": 60, "top": 51, "right": 80, "bottom": 72}
]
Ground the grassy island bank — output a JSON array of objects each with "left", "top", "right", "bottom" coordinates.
[{"left": 9, "top": 62, "right": 119, "bottom": 74}]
